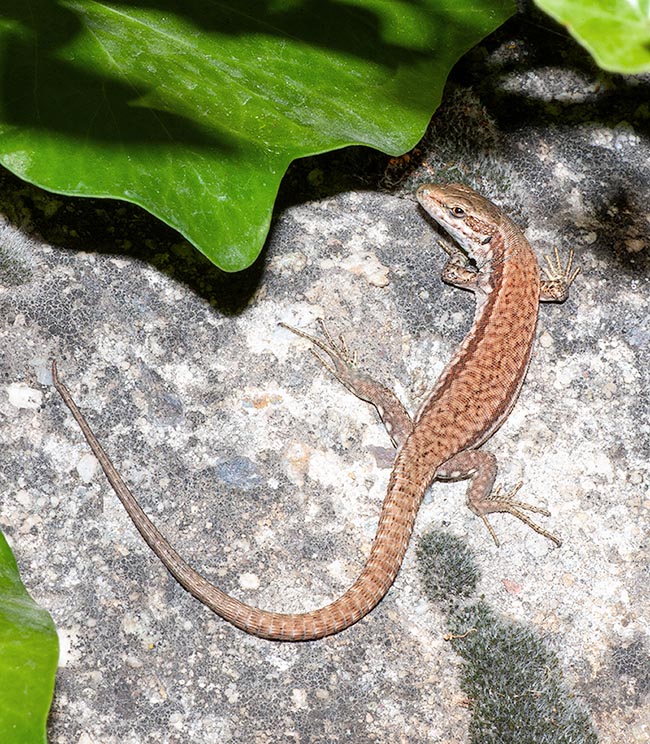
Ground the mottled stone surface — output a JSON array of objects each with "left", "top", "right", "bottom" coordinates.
[{"left": 1, "top": 8, "right": 649, "bottom": 744}]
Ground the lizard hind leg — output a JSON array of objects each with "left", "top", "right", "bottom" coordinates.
[
  {"left": 279, "top": 320, "right": 413, "bottom": 449},
  {"left": 436, "top": 450, "right": 562, "bottom": 547}
]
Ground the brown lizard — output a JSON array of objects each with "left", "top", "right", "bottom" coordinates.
[{"left": 52, "top": 183, "right": 578, "bottom": 641}]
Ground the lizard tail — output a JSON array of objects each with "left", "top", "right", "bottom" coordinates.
[{"left": 52, "top": 361, "right": 427, "bottom": 641}]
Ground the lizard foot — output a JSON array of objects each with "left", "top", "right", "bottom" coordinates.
[
  {"left": 279, "top": 319, "right": 413, "bottom": 448},
  {"left": 474, "top": 482, "right": 562, "bottom": 548},
  {"left": 541, "top": 247, "right": 580, "bottom": 302},
  {"left": 280, "top": 319, "right": 356, "bottom": 379}
]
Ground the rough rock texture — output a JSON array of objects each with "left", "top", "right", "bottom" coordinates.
[{"left": 1, "top": 8, "right": 649, "bottom": 744}]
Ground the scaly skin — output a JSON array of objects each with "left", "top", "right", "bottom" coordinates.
[{"left": 52, "top": 183, "right": 578, "bottom": 640}]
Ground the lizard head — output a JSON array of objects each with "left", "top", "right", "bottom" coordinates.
[{"left": 416, "top": 183, "right": 502, "bottom": 263}]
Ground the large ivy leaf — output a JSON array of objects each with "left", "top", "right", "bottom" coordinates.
[
  {"left": 535, "top": 0, "right": 650, "bottom": 73},
  {"left": 0, "top": 1, "right": 514, "bottom": 271},
  {"left": 0, "top": 530, "right": 58, "bottom": 743}
]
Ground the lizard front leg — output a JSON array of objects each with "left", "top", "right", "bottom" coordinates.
[
  {"left": 540, "top": 247, "right": 580, "bottom": 302},
  {"left": 436, "top": 450, "right": 562, "bottom": 547},
  {"left": 443, "top": 245, "right": 579, "bottom": 302},
  {"left": 440, "top": 259, "right": 479, "bottom": 291}
]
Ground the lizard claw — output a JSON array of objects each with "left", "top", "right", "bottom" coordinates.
[
  {"left": 543, "top": 246, "right": 580, "bottom": 286},
  {"left": 477, "top": 481, "right": 562, "bottom": 548},
  {"left": 540, "top": 246, "right": 580, "bottom": 303},
  {"left": 279, "top": 319, "right": 356, "bottom": 378}
]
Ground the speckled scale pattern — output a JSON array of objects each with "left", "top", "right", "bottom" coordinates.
[{"left": 54, "top": 183, "right": 574, "bottom": 640}]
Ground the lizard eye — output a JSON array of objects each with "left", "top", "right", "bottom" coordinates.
[{"left": 450, "top": 206, "right": 465, "bottom": 218}]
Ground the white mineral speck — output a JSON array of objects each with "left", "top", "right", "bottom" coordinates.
[
  {"left": 6, "top": 382, "right": 43, "bottom": 409},
  {"left": 76, "top": 453, "right": 99, "bottom": 483},
  {"left": 239, "top": 572, "right": 260, "bottom": 590},
  {"left": 291, "top": 688, "right": 308, "bottom": 709}
]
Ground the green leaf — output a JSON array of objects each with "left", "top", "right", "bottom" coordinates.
[
  {"left": 535, "top": 0, "right": 650, "bottom": 73},
  {"left": 0, "top": 530, "right": 58, "bottom": 744},
  {"left": 0, "top": 1, "right": 515, "bottom": 271}
]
